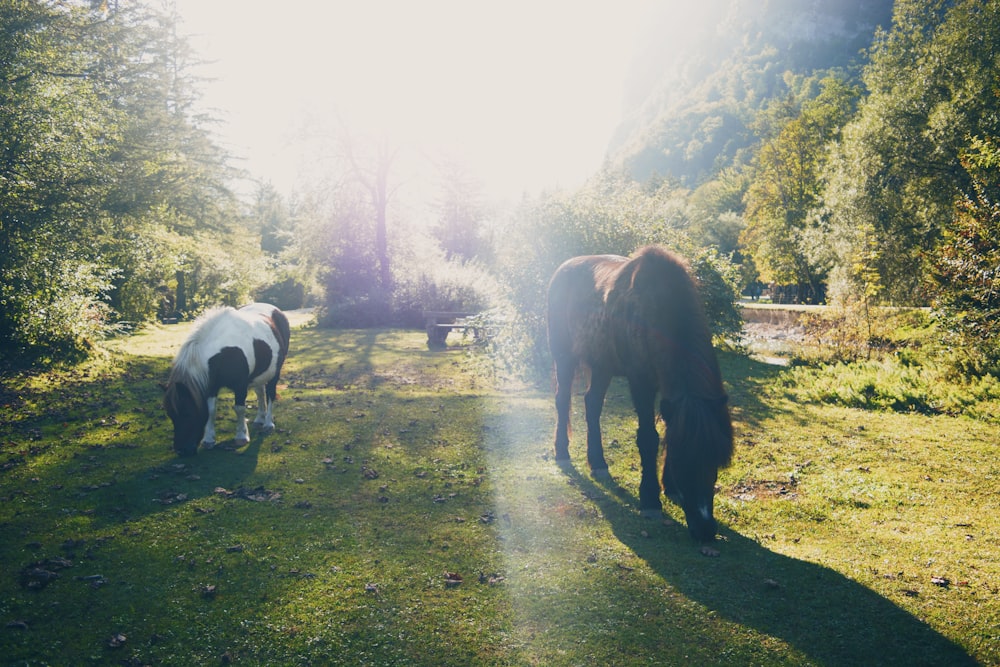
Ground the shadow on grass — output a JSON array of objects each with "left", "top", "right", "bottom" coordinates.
[
  {"left": 718, "top": 349, "right": 799, "bottom": 430},
  {"left": 561, "top": 463, "right": 977, "bottom": 667}
]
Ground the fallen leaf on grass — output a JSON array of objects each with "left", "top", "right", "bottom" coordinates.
[
  {"left": 763, "top": 578, "right": 781, "bottom": 589},
  {"left": 107, "top": 633, "right": 127, "bottom": 648},
  {"left": 214, "top": 486, "right": 282, "bottom": 502},
  {"left": 75, "top": 574, "right": 108, "bottom": 588},
  {"left": 931, "top": 576, "right": 950, "bottom": 588},
  {"left": 364, "top": 583, "right": 379, "bottom": 593},
  {"left": 19, "top": 558, "right": 73, "bottom": 589},
  {"left": 6, "top": 620, "right": 28, "bottom": 630},
  {"left": 700, "top": 545, "right": 721, "bottom": 558},
  {"left": 152, "top": 491, "right": 188, "bottom": 505},
  {"left": 443, "top": 572, "right": 463, "bottom": 587}
]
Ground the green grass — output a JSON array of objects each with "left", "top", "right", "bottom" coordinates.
[{"left": 1, "top": 321, "right": 997, "bottom": 665}]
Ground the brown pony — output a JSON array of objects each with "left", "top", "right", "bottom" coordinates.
[{"left": 547, "top": 246, "right": 733, "bottom": 541}]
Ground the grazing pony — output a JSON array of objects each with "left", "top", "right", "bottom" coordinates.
[
  {"left": 547, "top": 247, "right": 733, "bottom": 541},
  {"left": 164, "top": 303, "right": 290, "bottom": 456}
]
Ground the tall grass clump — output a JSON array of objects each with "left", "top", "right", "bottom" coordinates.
[{"left": 780, "top": 307, "right": 1000, "bottom": 422}]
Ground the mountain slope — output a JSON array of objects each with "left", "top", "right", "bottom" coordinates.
[{"left": 609, "top": 0, "right": 895, "bottom": 184}]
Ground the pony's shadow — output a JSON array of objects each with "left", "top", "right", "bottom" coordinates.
[
  {"left": 82, "top": 425, "right": 272, "bottom": 530},
  {"left": 560, "top": 462, "right": 977, "bottom": 667}
]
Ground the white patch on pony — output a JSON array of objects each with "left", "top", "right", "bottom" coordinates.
[
  {"left": 202, "top": 396, "right": 217, "bottom": 448},
  {"left": 699, "top": 504, "right": 711, "bottom": 522},
  {"left": 233, "top": 404, "right": 249, "bottom": 444},
  {"left": 170, "top": 304, "right": 284, "bottom": 450},
  {"left": 253, "top": 385, "right": 275, "bottom": 431}
]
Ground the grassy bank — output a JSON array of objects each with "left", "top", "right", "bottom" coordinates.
[{"left": 0, "top": 320, "right": 996, "bottom": 665}]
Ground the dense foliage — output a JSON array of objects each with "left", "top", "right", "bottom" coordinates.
[
  {"left": 0, "top": 0, "right": 259, "bottom": 365},
  {"left": 932, "top": 138, "right": 1000, "bottom": 370}
]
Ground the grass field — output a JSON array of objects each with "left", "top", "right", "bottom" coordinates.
[{"left": 1, "top": 317, "right": 997, "bottom": 665}]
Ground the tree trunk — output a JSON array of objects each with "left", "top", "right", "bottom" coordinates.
[
  {"left": 374, "top": 144, "right": 392, "bottom": 290},
  {"left": 175, "top": 270, "right": 186, "bottom": 315}
]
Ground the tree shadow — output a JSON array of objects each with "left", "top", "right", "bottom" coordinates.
[{"left": 560, "top": 463, "right": 977, "bottom": 666}]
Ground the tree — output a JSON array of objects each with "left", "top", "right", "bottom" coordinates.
[
  {"left": 0, "top": 1, "right": 246, "bottom": 362},
  {"left": 341, "top": 134, "right": 400, "bottom": 292},
  {"left": 741, "top": 76, "right": 858, "bottom": 302},
  {"left": 432, "top": 159, "right": 488, "bottom": 262},
  {"left": 254, "top": 182, "right": 292, "bottom": 255},
  {"left": 932, "top": 137, "right": 1000, "bottom": 369},
  {"left": 823, "top": 0, "right": 1000, "bottom": 305},
  {"left": 0, "top": 0, "right": 121, "bottom": 357}
]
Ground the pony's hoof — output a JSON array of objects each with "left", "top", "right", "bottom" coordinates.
[
  {"left": 254, "top": 422, "right": 275, "bottom": 434},
  {"left": 201, "top": 440, "right": 216, "bottom": 450},
  {"left": 234, "top": 437, "right": 249, "bottom": 447},
  {"left": 591, "top": 468, "right": 611, "bottom": 480}
]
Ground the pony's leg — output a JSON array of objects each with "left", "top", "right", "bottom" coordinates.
[
  {"left": 252, "top": 386, "right": 268, "bottom": 427},
  {"left": 202, "top": 396, "right": 218, "bottom": 448},
  {"left": 629, "top": 378, "right": 663, "bottom": 517},
  {"left": 253, "top": 385, "right": 276, "bottom": 431},
  {"left": 584, "top": 368, "right": 612, "bottom": 477},
  {"left": 553, "top": 358, "right": 576, "bottom": 461},
  {"left": 233, "top": 387, "right": 250, "bottom": 445}
]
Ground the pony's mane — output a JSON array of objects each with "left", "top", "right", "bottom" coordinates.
[
  {"left": 665, "top": 394, "right": 734, "bottom": 468},
  {"left": 619, "top": 246, "right": 725, "bottom": 401},
  {"left": 165, "top": 306, "right": 236, "bottom": 410}
]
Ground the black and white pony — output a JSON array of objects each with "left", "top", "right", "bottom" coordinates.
[{"left": 164, "top": 303, "right": 290, "bottom": 456}]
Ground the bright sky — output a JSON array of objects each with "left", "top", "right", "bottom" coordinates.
[{"left": 175, "top": 0, "right": 657, "bottom": 201}]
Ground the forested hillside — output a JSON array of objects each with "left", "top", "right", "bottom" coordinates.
[{"left": 609, "top": 0, "right": 894, "bottom": 184}]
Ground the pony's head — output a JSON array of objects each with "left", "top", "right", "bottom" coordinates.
[
  {"left": 163, "top": 381, "right": 208, "bottom": 456},
  {"left": 661, "top": 394, "right": 733, "bottom": 542}
]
